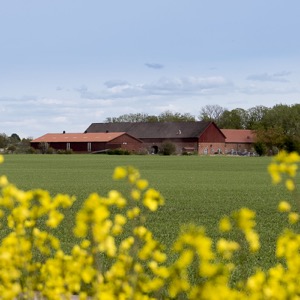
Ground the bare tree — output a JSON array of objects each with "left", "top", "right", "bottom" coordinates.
[
  {"left": 198, "top": 105, "right": 227, "bottom": 124},
  {"left": 105, "top": 113, "right": 156, "bottom": 123}
]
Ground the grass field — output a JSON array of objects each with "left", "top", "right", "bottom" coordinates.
[{"left": 0, "top": 154, "right": 298, "bottom": 279}]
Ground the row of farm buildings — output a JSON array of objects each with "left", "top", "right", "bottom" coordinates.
[{"left": 30, "top": 121, "right": 256, "bottom": 155}]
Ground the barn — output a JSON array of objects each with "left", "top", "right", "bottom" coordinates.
[
  {"left": 221, "top": 129, "right": 256, "bottom": 154},
  {"left": 85, "top": 121, "right": 226, "bottom": 155},
  {"left": 30, "top": 132, "right": 144, "bottom": 153}
]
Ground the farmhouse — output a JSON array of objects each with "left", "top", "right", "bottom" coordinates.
[
  {"left": 221, "top": 129, "right": 256, "bottom": 154},
  {"left": 30, "top": 132, "right": 143, "bottom": 153},
  {"left": 31, "top": 122, "right": 257, "bottom": 155},
  {"left": 85, "top": 121, "right": 226, "bottom": 155}
]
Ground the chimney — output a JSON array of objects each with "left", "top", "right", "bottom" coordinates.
[{"left": 63, "top": 131, "right": 66, "bottom": 134}]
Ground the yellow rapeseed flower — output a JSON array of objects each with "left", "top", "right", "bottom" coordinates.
[
  {"left": 136, "top": 179, "right": 149, "bottom": 190},
  {"left": 288, "top": 212, "right": 299, "bottom": 224},
  {"left": 114, "top": 214, "right": 127, "bottom": 225},
  {"left": 0, "top": 175, "right": 8, "bottom": 187},
  {"left": 46, "top": 210, "right": 64, "bottom": 228},
  {"left": 285, "top": 151, "right": 300, "bottom": 163},
  {"left": 217, "top": 238, "right": 240, "bottom": 259},
  {"left": 126, "top": 207, "right": 140, "bottom": 219},
  {"left": 219, "top": 216, "right": 232, "bottom": 232},
  {"left": 285, "top": 179, "right": 295, "bottom": 191},
  {"left": 130, "top": 189, "right": 141, "bottom": 201},
  {"left": 287, "top": 164, "right": 298, "bottom": 177},
  {"left": 278, "top": 201, "right": 291, "bottom": 212},
  {"left": 113, "top": 167, "right": 127, "bottom": 180},
  {"left": 268, "top": 164, "right": 281, "bottom": 184},
  {"left": 143, "top": 188, "right": 164, "bottom": 211},
  {"left": 245, "top": 230, "right": 260, "bottom": 252},
  {"left": 152, "top": 250, "right": 167, "bottom": 263},
  {"left": 0, "top": 155, "right": 4, "bottom": 164},
  {"left": 176, "top": 249, "right": 194, "bottom": 269}
]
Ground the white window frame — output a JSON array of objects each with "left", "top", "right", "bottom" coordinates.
[
  {"left": 66, "top": 143, "right": 71, "bottom": 150},
  {"left": 87, "top": 142, "right": 92, "bottom": 152}
]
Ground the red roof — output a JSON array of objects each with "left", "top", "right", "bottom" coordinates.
[
  {"left": 31, "top": 132, "right": 129, "bottom": 143},
  {"left": 221, "top": 129, "right": 256, "bottom": 143}
]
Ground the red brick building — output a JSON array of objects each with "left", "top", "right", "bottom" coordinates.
[
  {"left": 86, "top": 121, "right": 226, "bottom": 155},
  {"left": 30, "top": 132, "right": 143, "bottom": 153},
  {"left": 31, "top": 123, "right": 257, "bottom": 155},
  {"left": 221, "top": 129, "right": 256, "bottom": 154}
]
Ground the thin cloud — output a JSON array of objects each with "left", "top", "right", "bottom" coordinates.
[
  {"left": 75, "top": 76, "right": 233, "bottom": 100},
  {"left": 142, "top": 76, "right": 232, "bottom": 95},
  {"left": 238, "top": 85, "right": 298, "bottom": 95},
  {"left": 145, "top": 63, "right": 164, "bottom": 69},
  {"left": 273, "top": 71, "right": 291, "bottom": 77},
  {"left": 75, "top": 85, "right": 101, "bottom": 99},
  {"left": 247, "top": 72, "right": 290, "bottom": 82},
  {"left": 104, "top": 80, "right": 129, "bottom": 88}
]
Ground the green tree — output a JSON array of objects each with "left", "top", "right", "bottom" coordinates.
[
  {"left": 218, "top": 108, "right": 247, "bottom": 129},
  {"left": 0, "top": 133, "right": 9, "bottom": 148},
  {"left": 260, "top": 104, "right": 300, "bottom": 152},
  {"left": 245, "top": 106, "right": 269, "bottom": 129},
  {"left": 9, "top": 133, "right": 21, "bottom": 144},
  {"left": 255, "top": 126, "right": 285, "bottom": 154}
]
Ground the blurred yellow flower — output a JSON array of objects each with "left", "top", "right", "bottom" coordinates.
[
  {"left": 285, "top": 179, "right": 295, "bottom": 191},
  {"left": 113, "top": 167, "right": 127, "bottom": 180},
  {"left": 278, "top": 201, "right": 291, "bottom": 212},
  {"left": 219, "top": 216, "right": 232, "bottom": 232},
  {"left": 288, "top": 212, "right": 299, "bottom": 224},
  {"left": 136, "top": 179, "right": 149, "bottom": 190},
  {"left": 0, "top": 175, "right": 8, "bottom": 187}
]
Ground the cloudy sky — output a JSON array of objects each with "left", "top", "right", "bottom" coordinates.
[{"left": 1, "top": 0, "right": 299, "bottom": 138}]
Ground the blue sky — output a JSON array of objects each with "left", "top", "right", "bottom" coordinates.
[{"left": 1, "top": 0, "right": 299, "bottom": 138}]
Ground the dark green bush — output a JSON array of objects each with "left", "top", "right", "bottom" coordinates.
[
  {"left": 107, "top": 148, "right": 131, "bottom": 155},
  {"left": 160, "top": 141, "right": 176, "bottom": 155},
  {"left": 254, "top": 142, "right": 267, "bottom": 156}
]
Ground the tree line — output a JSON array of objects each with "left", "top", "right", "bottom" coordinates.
[
  {"left": 105, "top": 103, "right": 300, "bottom": 154},
  {"left": 0, "top": 133, "right": 33, "bottom": 154}
]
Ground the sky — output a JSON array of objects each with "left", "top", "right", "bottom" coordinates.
[{"left": 1, "top": 0, "right": 299, "bottom": 138}]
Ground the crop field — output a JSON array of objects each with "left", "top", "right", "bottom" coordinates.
[{"left": 0, "top": 154, "right": 298, "bottom": 278}]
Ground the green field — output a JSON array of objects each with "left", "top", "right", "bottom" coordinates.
[{"left": 0, "top": 154, "right": 298, "bottom": 277}]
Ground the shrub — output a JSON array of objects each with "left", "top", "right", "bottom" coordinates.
[
  {"left": 0, "top": 152, "right": 299, "bottom": 299},
  {"left": 46, "top": 147, "right": 55, "bottom": 154},
  {"left": 254, "top": 141, "right": 267, "bottom": 156},
  {"left": 56, "top": 149, "right": 73, "bottom": 154},
  {"left": 38, "top": 142, "right": 50, "bottom": 154},
  {"left": 107, "top": 148, "right": 131, "bottom": 155},
  {"left": 136, "top": 148, "right": 149, "bottom": 155},
  {"left": 160, "top": 140, "right": 176, "bottom": 155}
]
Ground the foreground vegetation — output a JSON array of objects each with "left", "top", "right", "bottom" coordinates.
[{"left": 0, "top": 154, "right": 299, "bottom": 299}]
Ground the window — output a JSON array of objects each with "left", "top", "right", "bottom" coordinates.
[
  {"left": 66, "top": 143, "right": 70, "bottom": 150},
  {"left": 88, "top": 142, "right": 91, "bottom": 152}
]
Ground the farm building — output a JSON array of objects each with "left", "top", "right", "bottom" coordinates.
[
  {"left": 30, "top": 132, "right": 144, "bottom": 153},
  {"left": 85, "top": 121, "right": 226, "bottom": 155},
  {"left": 31, "top": 123, "right": 257, "bottom": 155},
  {"left": 221, "top": 129, "right": 256, "bottom": 154}
]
